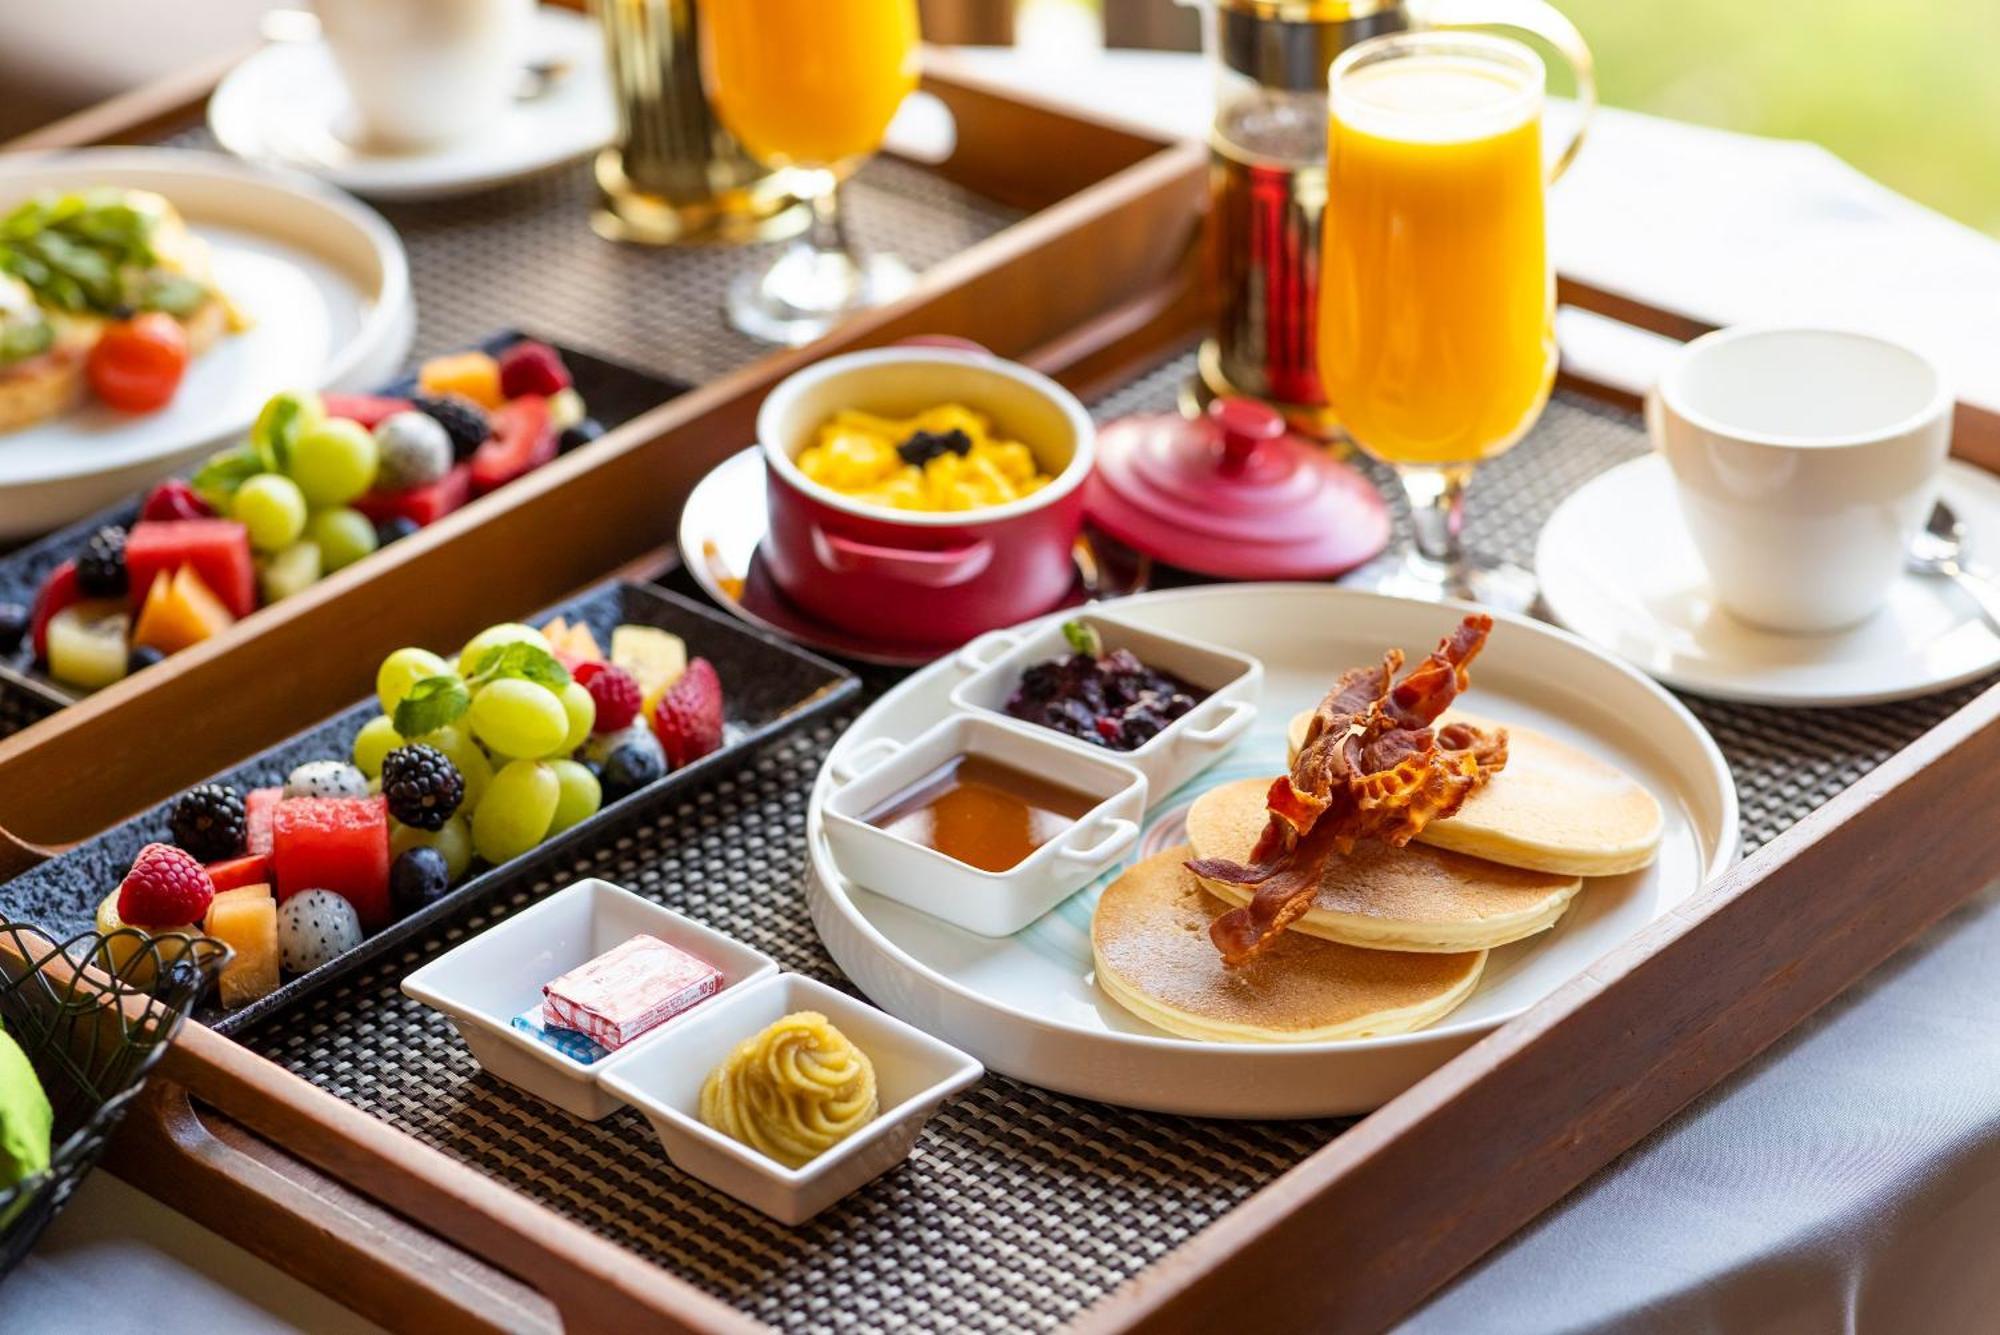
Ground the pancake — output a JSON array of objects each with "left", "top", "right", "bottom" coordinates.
[
  {"left": 1091, "top": 848, "right": 1485, "bottom": 1043},
  {"left": 1185, "top": 778, "right": 1581, "bottom": 952},
  {"left": 1286, "top": 709, "right": 1664, "bottom": 877}
]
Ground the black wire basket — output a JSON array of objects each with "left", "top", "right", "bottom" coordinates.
[{"left": 0, "top": 921, "right": 228, "bottom": 1278}]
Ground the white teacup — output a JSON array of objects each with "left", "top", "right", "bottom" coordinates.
[
  {"left": 1648, "top": 326, "right": 1952, "bottom": 634},
  {"left": 314, "top": 0, "right": 533, "bottom": 151}
]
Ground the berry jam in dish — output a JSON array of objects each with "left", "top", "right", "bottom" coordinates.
[{"left": 1003, "top": 621, "right": 1207, "bottom": 752}]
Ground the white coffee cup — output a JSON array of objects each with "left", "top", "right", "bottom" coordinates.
[
  {"left": 1647, "top": 326, "right": 1952, "bottom": 634},
  {"left": 313, "top": 0, "right": 533, "bottom": 151}
]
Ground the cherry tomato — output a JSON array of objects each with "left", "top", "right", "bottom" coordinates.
[{"left": 86, "top": 312, "right": 189, "bottom": 413}]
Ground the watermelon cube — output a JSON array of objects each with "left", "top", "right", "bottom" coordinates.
[
  {"left": 322, "top": 393, "right": 414, "bottom": 430},
  {"left": 271, "top": 796, "right": 391, "bottom": 928},
  {"left": 205, "top": 852, "right": 273, "bottom": 893},
  {"left": 244, "top": 787, "right": 284, "bottom": 857},
  {"left": 353, "top": 463, "right": 471, "bottom": 529},
  {"left": 126, "top": 519, "right": 256, "bottom": 619}
]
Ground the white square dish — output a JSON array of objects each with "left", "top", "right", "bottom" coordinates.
[
  {"left": 821, "top": 713, "right": 1146, "bottom": 937},
  {"left": 401, "top": 878, "right": 778, "bottom": 1120},
  {"left": 598, "top": 973, "right": 982, "bottom": 1225},
  {"left": 948, "top": 607, "right": 1262, "bottom": 800}
]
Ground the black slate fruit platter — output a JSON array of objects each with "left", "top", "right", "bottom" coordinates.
[
  {"left": 0, "top": 581, "right": 857, "bottom": 1034},
  {"left": 0, "top": 331, "right": 689, "bottom": 708}
]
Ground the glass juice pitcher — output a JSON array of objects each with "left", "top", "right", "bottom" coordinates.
[{"left": 1192, "top": 0, "right": 1595, "bottom": 437}]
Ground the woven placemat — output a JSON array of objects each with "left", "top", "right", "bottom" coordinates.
[{"left": 230, "top": 354, "right": 1993, "bottom": 1333}]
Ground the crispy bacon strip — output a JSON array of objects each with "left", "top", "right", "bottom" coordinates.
[{"left": 1187, "top": 614, "right": 1509, "bottom": 964}]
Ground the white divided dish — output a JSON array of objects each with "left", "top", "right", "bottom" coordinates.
[
  {"left": 1537, "top": 454, "right": 2000, "bottom": 706},
  {"left": 949, "top": 608, "right": 1262, "bottom": 797},
  {"left": 600, "top": 974, "right": 983, "bottom": 1226},
  {"left": 401, "top": 878, "right": 777, "bottom": 1120},
  {"left": 0, "top": 148, "right": 412, "bottom": 535},
  {"left": 807, "top": 584, "right": 1740, "bottom": 1118},
  {"left": 823, "top": 713, "right": 1146, "bottom": 938}
]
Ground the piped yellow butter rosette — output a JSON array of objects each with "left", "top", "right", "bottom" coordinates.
[{"left": 699, "top": 1011, "right": 879, "bottom": 1168}]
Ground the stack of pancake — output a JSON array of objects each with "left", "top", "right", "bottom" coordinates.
[{"left": 1091, "top": 711, "right": 1664, "bottom": 1043}]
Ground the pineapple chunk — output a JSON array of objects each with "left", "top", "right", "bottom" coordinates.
[
  {"left": 610, "top": 625, "right": 686, "bottom": 714},
  {"left": 205, "top": 885, "right": 279, "bottom": 1009},
  {"left": 93, "top": 887, "right": 195, "bottom": 988}
]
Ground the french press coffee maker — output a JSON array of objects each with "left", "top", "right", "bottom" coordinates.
[{"left": 1191, "top": 0, "right": 1594, "bottom": 437}]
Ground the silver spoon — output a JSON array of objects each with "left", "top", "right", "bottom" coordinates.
[{"left": 1906, "top": 500, "right": 2000, "bottom": 633}]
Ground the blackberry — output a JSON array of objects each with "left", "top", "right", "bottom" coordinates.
[
  {"left": 896, "top": 427, "right": 973, "bottom": 467},
  {"left": 77, "top": 525, "right": 128, "bottom": 598},
  {"left": 0, "top": 602, "right": 26, "bottom": 654},
  {"left": 558, "top": 418, "right": 604, "bottom": 454},
  {"left": 168, "top": 783, "right": 246, "bottom": 861},
  {"left": 380, "top": 744, "right": 464, "bottom": 830},
  {"left": 410, "top": 393, "right": 491, "bottom": 459},
  {"left": 389, "top": 846, "right": 452, "bottom": 918}
]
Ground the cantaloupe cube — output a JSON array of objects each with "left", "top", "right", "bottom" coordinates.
[
  {"left": 540, "top": 617, "right": 604, "bottom": 665},
  {"left": 417, "top": 352, "right": 503, "bottom": 409},
  {"left": 205, "top": 888, "right": 279, "bottom": 1009},
  {"left": 132, "top": 564, "right": 236, "bottom": 654}
]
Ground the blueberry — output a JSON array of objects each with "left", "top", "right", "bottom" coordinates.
[
  {"left": 557, "top": 418, "right": 605, "bottom": 454},
  {"left": 374, "top": 516, "right": 421, "bottom": 546},
  {"left": 389, "top": 846, "right": 453, "bottom": 919},
  {"left": 0, "top": 602, "right": 26, "bottom": 654},
  {"left": 601, "top": 738, "right": 666, "bottom": 800},
  {"left": 127, "top": 644, "right": 166, "bottom": 673}
]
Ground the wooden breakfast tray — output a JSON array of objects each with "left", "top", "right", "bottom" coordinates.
[{"left": 6, "top": 41, "right": 2000, "bottom": 1335}]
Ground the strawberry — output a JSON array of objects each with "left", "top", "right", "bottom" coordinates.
[
  {"left": 468, "top": 395, "right": 555, "bottom": 494},
  {"left": 576, "top": 661, "right": 642, "bottom": 734},
  {"left": 139, "top": 479, "right": 214, "bottom": 522},
  {"left": 29, "top": 560, "right": 80, "bottom": 662},
  {"left": 497, "top": 340, "right": 571, "bottom": 399},
  {"left": 650, "top": 657, "right": 723, "bottom": 768},
  {"left": 118, "top": 842, "right": 215, "bottom": 928}
]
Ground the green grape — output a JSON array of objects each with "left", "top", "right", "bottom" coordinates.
[
  {"left": 468, "top": 678, "right": 568, "bottom": 758},
  {"left": 257, "top": 539, "right": 320, "bottom": 603},
  {"left": 309, "top": 507, "right": 378, "bottom": 573},
  {"left": 233, "top": 473, "right": 308, "bottom": 552},
  {"left": 418, "top": 723, "right": 493, "bottom": 812},
  {"left": 556, "top": 679, "right": 595, "bottom": 755},
  {"left": 472, "top": 760, "right": 559, "bottom": 863},
  {"left": 288, "top": 418, "right": 378, "bottom": 507},
  {"left": 545, "top": 760, "right": 602, "bottom": 836},
  {"left": 392, "top": 814, "right": 472, "bottom": 883},
  {"left": 352, "top": 713, "right": 401, "bottom": 777},
  {"left": 456, "top": 622, "right": 548, "bottom": 677},
  {"left": 376, "top": 647, "right": 452, "bottom": 717},
  {"left": 251, "top": 390, "right": 325, "bottom": 463}
]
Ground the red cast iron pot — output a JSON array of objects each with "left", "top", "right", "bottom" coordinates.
[{"left": 759, "top": 346, "right": 1095, "bottom": 646}]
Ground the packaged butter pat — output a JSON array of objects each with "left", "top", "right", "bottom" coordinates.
[{"left": 542, "top": 933, "right": 721, "bottom": 1050}]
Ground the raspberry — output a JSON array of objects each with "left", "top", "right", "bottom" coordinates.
[
  {"left": 118, "top": 842, "right": 216, "bottom": 928},
  {"left": 650, "top": 658, "right": 724, "bottom": 769},
  {"left": 77, "top": 525, "right": 128, "bottom": 598},
  {"left": 497, "top": 340, "right": 571, "bottom": 399},
  {"left": 575, "top": 661, "right": 641, "bottom": 734},
  {"left": 410, "top": 394, "right": 491, "bottom": 460},
  {"left": 140, "top": 479, "right": 213, "bottom": 522},
  {"left": 380, "top": 744, "right": 464, "bottom": 831},
  {"left": 168, "top": 783, "right": 246, "bottom": 861}
]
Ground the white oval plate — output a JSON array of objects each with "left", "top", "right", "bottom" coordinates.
[
  {"left": 1537, "top": 454, "right": 2000, "bottom": 707},
  {"left": 807, "top": 584, "right": 1739, "bottom": 1119},
  {"left": 0, "top": 148, "right": 412, "bottom": 536},
  {"left": 209, "top": 8, "right": 614, "bottom": 202}
]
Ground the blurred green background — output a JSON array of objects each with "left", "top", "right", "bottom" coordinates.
[{"left": 1558, "top": 0, "right": 2000, "bottom": 234}]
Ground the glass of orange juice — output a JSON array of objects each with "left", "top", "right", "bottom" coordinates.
[
  {"left": 700, "top": 0, "right": 922, "bottom": 345},
  {"left": 1320, "top": 30, "right": 1581, "bottom": 607}
]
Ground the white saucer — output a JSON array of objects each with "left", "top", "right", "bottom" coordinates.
[
  {"left": 208, "top": 9, "right": 615, "bottom": 202},
  {"left": 1536, "top": 454, "right": 2000, "bottom": 707}
]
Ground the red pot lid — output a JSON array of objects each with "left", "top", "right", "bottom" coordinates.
[{"left": 1085, "top": 398, "right": 1391, "bottom": 579}]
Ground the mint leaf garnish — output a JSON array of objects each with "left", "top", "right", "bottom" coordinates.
[
  {"left": 468, "top": 642, "right": 570, "bottom": 691},
  {"left": 1061, "top": 619, "right": 1103, "bottom": 658},
  {"left": 393, "top": 676, "right": 470, "bottom": 739},
  {"left": 190, "top": 447, "right": 262, "bottom": 509}
]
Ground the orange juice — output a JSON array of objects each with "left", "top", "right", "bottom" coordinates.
[
  {"left": 1318, "top": 53, "right": 1556, "bottom": 466},
  {"left": 701, "top": 0, "right": 921, "bottom": 168}
]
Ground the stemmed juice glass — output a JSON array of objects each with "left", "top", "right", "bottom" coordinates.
[
  {"left": 700, "top": 0, "right": 922, "bottom": 346},
  {"left": 1319, "top": 30, "right": 1584, "bottom": 607}
]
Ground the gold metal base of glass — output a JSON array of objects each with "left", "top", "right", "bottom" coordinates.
[
  {"left": 1191, "top": 339, "right": 1348, "bottom": 446},
  {"left": 590, "top": 150, "right": 811, "bottom": 247}
]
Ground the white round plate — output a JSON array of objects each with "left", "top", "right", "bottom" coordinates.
[
  {"left": 1537, "top": 454, "right": 2000, "bottom": 707},
  {"left": 0, "top": 148, "right": 411, "bottom": 537},
  {"left": 209, "top": 10, "right": 615, "bottom": 202},
  {"left": 806, "top": 584, "right": 1739, "bottom": 1118}
]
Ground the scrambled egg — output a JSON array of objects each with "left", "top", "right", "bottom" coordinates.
[{"left": 796, "top": 404, "right": 1052, "bottom": 512}]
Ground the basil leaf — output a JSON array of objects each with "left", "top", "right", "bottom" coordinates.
[
  {"left": 469, "top": 642, "right": 570, "bottom": 691},
  {"left": 1060, "top": 619, "right": 1103, "bottom": 658},
  {"left": 393, "top": 676, "right": 470, "bottom": 739}
]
